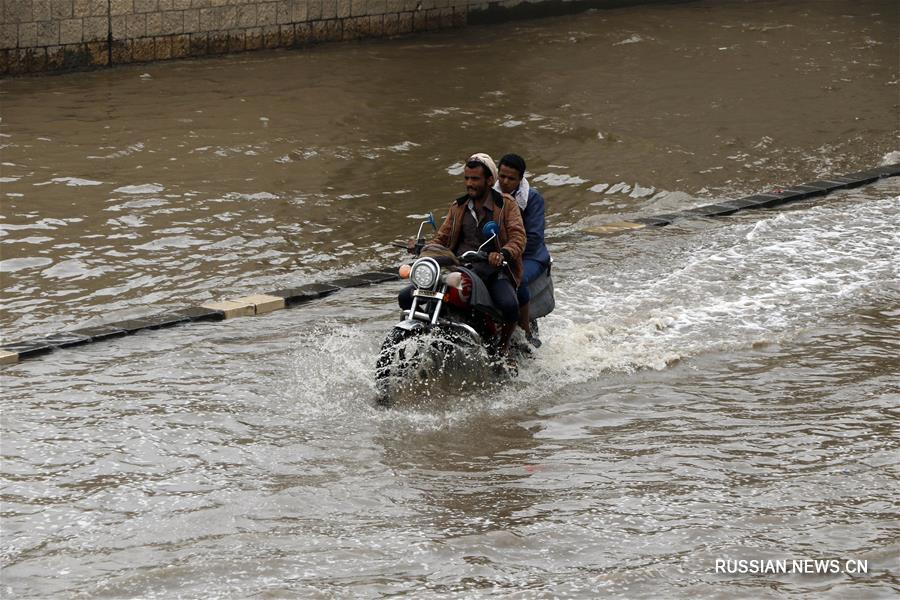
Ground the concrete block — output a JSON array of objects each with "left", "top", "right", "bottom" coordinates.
[
  {"left": 71, "top": 324, "right": 129, "bottom": 341},
  {"left": 1, "top": 340, "right": 53, "bottom": 359},
  {"left": 679, "top": 204, "right": 740, "bottom": 217},
  {"left": 201, "top": 299, "right": 255, "bottom": 318},
  {"left": 451, "top": 5, "right": 465, "bottom": 26},
  {"left": 831, "top": 170, "right": 880, "bottom": 186},
  {"left": 131, "top": 36, "right": 155, "bottom": 60},
  {"left": 731, "top": 193, "right": 782, "bottom": 208},
  {"left": 154, "top": 35, "right": 172, "bottom": 58},
  {"left": 83, "top": 16, "right": 107, "bottom": 41},
  {"left": 257, "top": 2, "right": 275, "bottom": 24},
  {"left": 106, "top": 317, "right": 157, "bottom": 334},
  {"left": 306, "top": 0, "right": 321, "bottom": 19},
  {"left": 209, "top": 31, "right": 228, "bottom": 53},
  {"left": 50, "top": 0, "right": 72, "bottom": 17},
  {"left": 5, "top": 0, "right": 33, "bottom": 23},
  {"left": 227, "top": 31, "right": 244, "bottom": 51},
  {"left": 645, "top": 212, "right": 682, "bottom": 223},
  {"left": 127, "top": 12, "right": 147, "bottom": 36},
  {"left": 17, "top": 22, "right": 36, "bottom": 47},
  {"left": 350, "top": 0, "right": 365, "bottom": 16},
  {"left": 874, "top": 162, "right": 900, "bottom": 176},
  {"left": 245, "top": 26, "right": 262, "bottom": 49},
  {"left": 278, "top": 23, "right": 294, "bottom": 45},
  {"left": 42, "top": 332, "right": 92, "bottom": 348},
  {"left": 632, "top": 216, "right": 671, "bottom": 226},
  {"left": 110, "top": 0, "right": 132, "bottom": 15},
  {"left": 383, "top": 11, "right": 398, "bottom": 35},
  {"left": 8, "top": 48, "right": 27, "bottom": 74},
  {"left": 59, "top": 18, "right": 83, "bottom": 44},
  {"left": 162, "top": 10, "right": 184, "bottom": 34},
  {"left": 262, "top": 24, "right": 279, "bottom": 46},
  {"left": 110, "top": 39, "right": 130, "bottom": 61},
  {"left": 188, "top": 31, "right": 207, "bottom": 54},
  {"left": 236, "top": 3, "right": 255, "bottom": 27},
  {"left": 235, "top": 294, "right": 286, "bottom": 314},
  {"left": 275, "top": 0, "right": 289, "bottom": 23},
  {"left": 33, "top": 0, "right": 50, "bottom": 20},
  {"left": 146, "top": 11, "right": 162, "bottom": 34},
  {"left": 267, "top": 283, "right": 340, "bottom": 306},
  {"left": 582, "top": 221, "right": 647, "bottom": 236},
  {"left": 171, "top": 33, "right": 189, "bottom": 55},
  {"left": 800, "top": 180, "right": 843, "bottom": 192},
  {"left": 184, "top": 9, "right": 198, "bottom": 31},
  {"left": 397, "top": 10, "right": 412, "bottom": 32},
  {"left": 0, "top": 49, "right": 9, "bottom": 74},
  {"left": 110, "top": 15, "right": 126, "bottom": 37},
  {"left": 26, "top": 46, "right": 47, "bottom": 71},
  {"left": 755, "top": 190, "right": 807, "bottom": 207},
  {"left": 337, "top": 0, "right": 350, "bottom": 17},
  {"left": 221, "top": 5, "right": 238, "bottom": 27},
  {"left": 321, "top": 0, "right": 336, "bottom": 19},
  {"left": 134, "top": 0, "right": 157, "bottom": 12},
  {"left": 368, "top": 13, "right": 383, "bottom": 35},
  {"left": 0, "top": 350, "right": 19, "bottom": 365},
  {"left": 1, "top": 24, "right": 17, "bottom": 49},
  {"left": 355, "top": 270, "right": 401, "bottom": 283},
  {"left": 294, "top": 20, "right": 311, "bottom": 43}
]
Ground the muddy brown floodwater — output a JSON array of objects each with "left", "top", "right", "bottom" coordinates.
[{"left": 1, "top": 0, "right": 899, "bottom": 597}]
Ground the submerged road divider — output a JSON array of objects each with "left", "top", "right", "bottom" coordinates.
[
  {"left": 0, "top": 272, "right": 397, "bottom": 366},
  {"left": 2, "top": 164, "right": 898, "bottom": 366},
  {"left": 582, "top": 163, "right": 900, "bottom": 236}
]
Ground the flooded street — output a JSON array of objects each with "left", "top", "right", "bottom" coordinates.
[{"left": 2, "top": 0, "right": 899, "bottom": 597}]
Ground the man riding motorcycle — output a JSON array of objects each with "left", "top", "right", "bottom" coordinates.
[{"left": 398, "top": 152, "right": 526, "bottom": 355}]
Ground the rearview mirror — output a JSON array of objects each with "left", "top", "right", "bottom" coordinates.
[{"left": 482, "top": 221, "right": 499, "bottom": 238}]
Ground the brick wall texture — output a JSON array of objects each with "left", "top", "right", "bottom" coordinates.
[{"left": 1, "top": 0, "right": 507, "bottom": 74}]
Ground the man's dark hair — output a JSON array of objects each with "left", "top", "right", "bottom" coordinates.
[
  {"left": 498, "top": 154, "right": 526, "bottom": 178},
  {"left": 465, "top": 159, "right": 492, "bottom": 180}
]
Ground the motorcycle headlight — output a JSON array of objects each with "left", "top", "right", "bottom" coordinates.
[{"left": 410, "top": 258, "right": 439, "bottom": 289}]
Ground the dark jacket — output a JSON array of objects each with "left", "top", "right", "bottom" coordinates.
[
  {"left": 430, "top": 188, "right": 526, "bottom": 284},
  {"left": 521, "top": 187, "right": 551, "bottom": 266}
]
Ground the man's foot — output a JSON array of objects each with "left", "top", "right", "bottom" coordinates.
[{"left": 525, "top": 332, "right": 542, "bottom": 348}]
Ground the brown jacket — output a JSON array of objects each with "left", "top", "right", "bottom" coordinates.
[{"left": 430, "top": 189, "right": 526, "bottom": 284}]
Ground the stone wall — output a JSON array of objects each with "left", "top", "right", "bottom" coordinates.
[{"left": 0, "top": 0, "right": 681, "bottom": 75}]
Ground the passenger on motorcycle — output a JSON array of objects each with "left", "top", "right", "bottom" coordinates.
[
  {"left": 399, "top": 152, "right": 526, "bottom": 356},
  {"left": 495, "top": 153, "right": 551, "bottom": 347}
]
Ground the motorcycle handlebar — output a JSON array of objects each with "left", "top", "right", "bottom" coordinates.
[{"left": 459, "top": 250, "right": 507, "bottom": 266}]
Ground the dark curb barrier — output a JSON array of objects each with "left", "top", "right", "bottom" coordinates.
[
  {"left": 584, "top": 163, "right": 899, "bottom": 236},
  {"left": 2, "top": 166, "right": 897, "bottom": 366}
]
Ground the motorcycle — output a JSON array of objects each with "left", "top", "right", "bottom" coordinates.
[{"left": 375, "top": 214, "right": 555, "bottom": 404}]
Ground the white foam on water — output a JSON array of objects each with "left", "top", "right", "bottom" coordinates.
[
  {"left": 388, "top": 141, "right": 421, "bottom": 152},
  {"left": 880, "top": 150, "right": 900, "bottom": 165},
  {"left": 516, "top": 188, "right": 900, "bottom": 398},
  {"left": 114, "top": 183, "right": 165, "bottom": 194},
  {"left": 614, "top": 34, "right": 645, "bottom": 45},
  {"left": 533, "top": 173, "right": 589, "bottom": 187},
  {"left": 46, "top": 177, "right": 104, "bottom": 187},
  {"left": 446, "top": 162, "right": 465, "bottom": 176}
]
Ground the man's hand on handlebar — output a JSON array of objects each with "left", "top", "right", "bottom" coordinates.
[{"left": 488, "top": 252, "right": 505, "bottom": 267}]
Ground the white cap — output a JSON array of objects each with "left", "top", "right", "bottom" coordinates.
[{"left": 467, "top": 152, "right": 498, "bottom": 183}]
